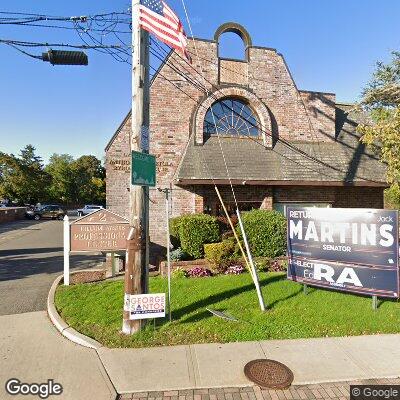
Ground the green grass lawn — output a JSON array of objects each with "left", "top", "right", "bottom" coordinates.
[{"left": 55, "top": 272, "right": 400, "bottom": 348}]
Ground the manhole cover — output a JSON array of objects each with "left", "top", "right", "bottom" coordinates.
[{"left": 244, "top": 359, "right": 294, "bottom": 389}]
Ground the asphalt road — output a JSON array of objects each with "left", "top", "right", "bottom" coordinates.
[{"left": 0, "top": 218, "right": 103, "bottom": 316}]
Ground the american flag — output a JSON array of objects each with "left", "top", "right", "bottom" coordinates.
[{"left": 139, "top": 0, "right": 191, "bottom": 62}]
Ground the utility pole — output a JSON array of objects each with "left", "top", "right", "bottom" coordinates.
[{"left": 122, "top": 0, "right": 150, "bottom": 335}]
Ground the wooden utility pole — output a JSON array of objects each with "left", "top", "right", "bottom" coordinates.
[{"left": 122, "top": 0, "right": 150, "bottom": 335}]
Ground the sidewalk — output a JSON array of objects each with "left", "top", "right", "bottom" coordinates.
[
  {"left": 98, "top": 334, "right": 400, "bottom": 394},
  {"left": 0, "top": 311, "right": 116, "bottom": 400}
]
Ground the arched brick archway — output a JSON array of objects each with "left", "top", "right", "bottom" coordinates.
[
  {"left": 214, "top": 22, "right": 252, "bottom": 61},
  {"left": 193, "top": 86, "right": 273, "bottom": 147}
]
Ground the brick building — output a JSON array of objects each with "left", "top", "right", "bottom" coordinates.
[{"left": 105, "top": 23, "right": 387, "bottom": 260}]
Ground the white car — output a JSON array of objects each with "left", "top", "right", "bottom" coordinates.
[{"left": 76, "top": 205, "right": 104, "bottom": 217}]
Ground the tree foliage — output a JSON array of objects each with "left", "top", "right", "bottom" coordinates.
[
  {"left": 358, "top": 51, "right": 400, "bottom": 208},
  {"left": 45, "top": 154, "right": 74, "bottom": 203},
  {"left": 0, "top": 145, "right": 50, "bottom": 204},
  {"left": 0, "top": 145, "right": 105, "bottom": 206}
]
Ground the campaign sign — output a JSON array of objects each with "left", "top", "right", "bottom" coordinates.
[
  {"left": 288, "top": 258, "right": 399, "bottom": 298},
  {"left": 287, "top": 207, "right": 399, "bottom": 298},
  {"left": 125, "top": 293, "right": 166, "bottom": 320}
]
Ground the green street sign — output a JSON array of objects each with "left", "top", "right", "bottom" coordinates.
[{"left": 131, "top": 151, "right": 156, "bottom": 187}]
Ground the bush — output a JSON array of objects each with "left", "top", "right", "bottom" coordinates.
[
  {"left": 170, "top": 247, "right": 188, "bottom": 261},
  {"left": 253, "top": 256, "right": 272, "bottom": 272},
  {"left": 179, "top": 214, "right": 220, "bottom": 259},
  {"left": 204, "top": 239, "right": 235, "bottom": 271},
  {"left": 186, "top": 266, "right": 212, "bottom": 278},
  {"left": 169, "top": 215, "right": 188, "bottom": 247},
  {"left": 253, "top": 256, "right": 287, "bottom": 272},
  {"left": 270, "top": 258, "right": 288, "bottom": 272},
  {"left": 236, "top": 209, "right": 286, "bottom": 258},
  {"left": 171, "top": 267, "right": 186, "bottom": 279}
]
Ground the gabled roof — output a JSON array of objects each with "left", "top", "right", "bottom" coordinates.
[{"left": 174, "top": 105, "right": 387, "bottom": 187}]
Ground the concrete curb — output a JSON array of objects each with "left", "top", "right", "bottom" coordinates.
[{"left": 47, "top": 274, "right": 104, "bottom": 350}]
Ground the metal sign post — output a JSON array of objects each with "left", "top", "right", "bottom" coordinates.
[
  {"left": 165, "top": 189, "right": 172, "bottom": 322},
  {"left": 158, "top": 187, "right": 172, "bottom": 322},
  {"left": 63, "top": 215, "right": 70, "bottom": 286}
]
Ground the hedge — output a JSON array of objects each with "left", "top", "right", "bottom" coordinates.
[
  {"left": 236, "top": 209, "right": 286, "bottom": 258},
  {"left": 169, "top": 215, "right": 188, "bottom": 247},
  {"left": 204, "top": 239, "right": 235, "bottom": 272},
  {"left": 179, "top": 214, "right": 220, "bottom": 259}
]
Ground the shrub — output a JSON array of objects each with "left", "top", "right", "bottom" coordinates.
[
  {"left": 171, "top": 267, "right": 187, "bottom": 279},
  {"left": 270, "top": 258, "right": 288, "bottom": 272},
  {"left": 253, "top": 256, "right": 272, "bottom": 272},
  {"left": 204, "top": 239, "right": 235, "bottom": 272},
  {"left": 186, "top": 266, "right": 212, "bottom": 278},
  {"left": 179, "top": 214, "right": 220, "bottom": 259},
  {"left": 236, "top": 209, "right": 286, "bottom": 258},
  {"left": 170, "top": 247, "right": 188, "bottom": 261},
  {"left": 169, "top": 215, "right": 188, "bottom": 247},
  {"left": 253, "top": 256, "right": 288, "bottom": 272}
]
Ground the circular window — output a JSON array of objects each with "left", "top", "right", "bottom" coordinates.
[{"left": 203, "top": 98, "right": 259, "bottom": 137}]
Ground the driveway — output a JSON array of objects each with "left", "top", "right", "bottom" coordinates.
[{"left": 0, "top": 219, "right": 103, "bottom": 316}]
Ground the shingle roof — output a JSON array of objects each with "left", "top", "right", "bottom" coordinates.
[{"left": 175, "top": 105, "right": 387, "bottom": 186}]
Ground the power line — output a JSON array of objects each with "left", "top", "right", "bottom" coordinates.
[
  {"left": 1, "top": 21, "right": 132, "bottom": 34},
  {"left": 0, "top": 38, "right": 121, "bottom": 49}
]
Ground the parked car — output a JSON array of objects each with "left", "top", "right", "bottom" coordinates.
[
  {"left": 76, "top": 205, "right": 104, "bottom": 217},
  {"left": 25, "top": 205, "right": 65, "bottom": 221}
]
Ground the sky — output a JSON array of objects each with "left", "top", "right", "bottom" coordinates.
[{"left": 0, "top": 0, "right": 399, "bottom": 163}]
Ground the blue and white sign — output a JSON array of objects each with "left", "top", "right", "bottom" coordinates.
[
  {"left": 125, "top": 293, "right": 166, "bottom": 320},
  {"left": 287, "top": 207, "right": 399, "bottom": 298}
]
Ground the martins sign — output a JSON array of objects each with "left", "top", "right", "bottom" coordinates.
[{"left": 287, "top": 207, "right": 399, "bottom": 298}]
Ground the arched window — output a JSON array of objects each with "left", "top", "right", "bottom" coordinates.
[{"left": 203, "top": 98, "right": 259, "bottom": 137}]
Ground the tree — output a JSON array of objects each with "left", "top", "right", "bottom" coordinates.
[
  {"left": 45, "top": 154, "right": 74, "bottom": 203},
  {"left": 0, "top": 145, "right": 49, "bottom": 204},
  {"left": 357, "top": 51, "right": 400, "bottom": 208},
  {"left": 71, "top": 155, "right": 105, "bottom": 205},
  {"left": 45, "top": 154, "right": 105, "bottom": 205},
  {"left": 0, "top": 147, "right": 106, "bottom": 206}
]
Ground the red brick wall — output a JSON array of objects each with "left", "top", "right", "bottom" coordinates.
[
  {"left": 0, "top": 207, "right": 27, "bottom": 224},
  {"left": 299, "top": 91, "right": 336, "bottom": 141},
  {"left": 248, "top": 48, "right": 335, "bottom": 142}
]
